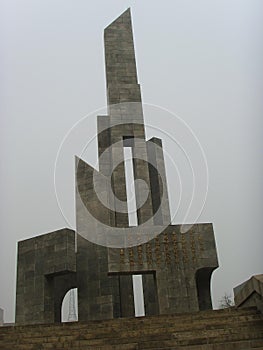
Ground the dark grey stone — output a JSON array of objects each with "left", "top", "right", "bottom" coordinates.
[{"left": 15, "top": 8, "right": 219, "bottom": 325}]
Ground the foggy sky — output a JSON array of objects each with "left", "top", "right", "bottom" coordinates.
[{"left": 1, "top": 0, "right": 263, "bottom": 323}]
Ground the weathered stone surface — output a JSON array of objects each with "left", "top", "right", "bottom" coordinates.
[
  {"left": 15, "top": 8, "right": 219, "bottom": 325},
  {"left": 234, "top": 274, "right": 263, "bottom": 313},
  {"left": 15, "top": 229, "right": 76, "bottom": 324},
  {"left": 2, "top": 307, "right": 263, "bottom": 349}
]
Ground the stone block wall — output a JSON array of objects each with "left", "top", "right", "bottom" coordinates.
[
  {"left": 234, "top": 274, "right": 263, "bottom": 313},
  {"left": 16, "top": 229, "right": 76, "bottom": 324}
]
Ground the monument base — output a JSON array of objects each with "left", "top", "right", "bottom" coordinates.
[{"left": 1, "top": 307, "right": 262, "bottom": 349}]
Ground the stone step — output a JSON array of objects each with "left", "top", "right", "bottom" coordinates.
[
  {"left": 0, "top": 307, "right": 262, "bottom": 350},
  {"left": 74, "top": 322, "right": 263, "bottom": 348},
  {"left": 2, "top": 312, "right": 262, "bottom": 342},
  {"left": 6, "top": 332, "right": 263, "bottom": 350},
  {"left": 1, "top": 321, "right": 261, "bottom": 347},
  {"left": 1, "top": 307, "right": 260, "bottom": 337},
  {"left": 144, "top": 339, "right": 263, "bottom": 350},
  {"left": 137, "top": 329, "right": 263, "bottom": 349}
]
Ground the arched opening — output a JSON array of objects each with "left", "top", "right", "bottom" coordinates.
[
  {"left": 195, "top": 267, "right": 215, "bottom": 311},
  {"left": 61, "top": 288, "right": 78, "bottom": 322}
]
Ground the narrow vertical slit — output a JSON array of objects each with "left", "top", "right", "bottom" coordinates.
[
  {"left": 123, "top": 147, "right": 138, "bottom": 226},
  {"left": 123, "top": 146, "right": 145, "bottom": 317},
  {"left": 132, "top": 275, "right": 145, "bottom": 317}
]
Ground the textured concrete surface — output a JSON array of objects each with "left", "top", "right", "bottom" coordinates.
[
  {"left": 2, "top": 307, "right": 263, "bottom": 349},
  {"left": 234, "top": 274, "right": 263, "bottom": 313},
  {"left": 107, "top": 224, "right": 218, "bottom": 314},
  {"left": 16, "top": 229, "right": 76, "bottom": 324},
  {"left": 75, "top": 8, "right": 219, "bottom": 320},
  {"left": 15, "top": 8, "right": 219, "bottom": 325}
]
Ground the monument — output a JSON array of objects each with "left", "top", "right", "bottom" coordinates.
[{"left": 15, "top": 9, "right": 218, "bottom": 325}]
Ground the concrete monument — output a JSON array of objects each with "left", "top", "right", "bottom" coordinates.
[{"left": 15, "top": 9, "right": 218, "bottom": 325}]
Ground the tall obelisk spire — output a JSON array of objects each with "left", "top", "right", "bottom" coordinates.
[{"left": 104, "top": 8, "right": 142, "bottom": 106}]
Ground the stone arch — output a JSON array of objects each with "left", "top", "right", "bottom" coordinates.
[
  {"left": 195, "top": 267, "right": 216, "bottom": 311},
  {"left": 61, "top": 288, "right": 78, "bottom": 322},
  {"left": 53, "top": 273, "right": 77, "bottom": 323}
]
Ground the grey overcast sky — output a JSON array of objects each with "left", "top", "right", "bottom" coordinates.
[{"left": 1, "top": 0, "right": 263, "bottom": 323}]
